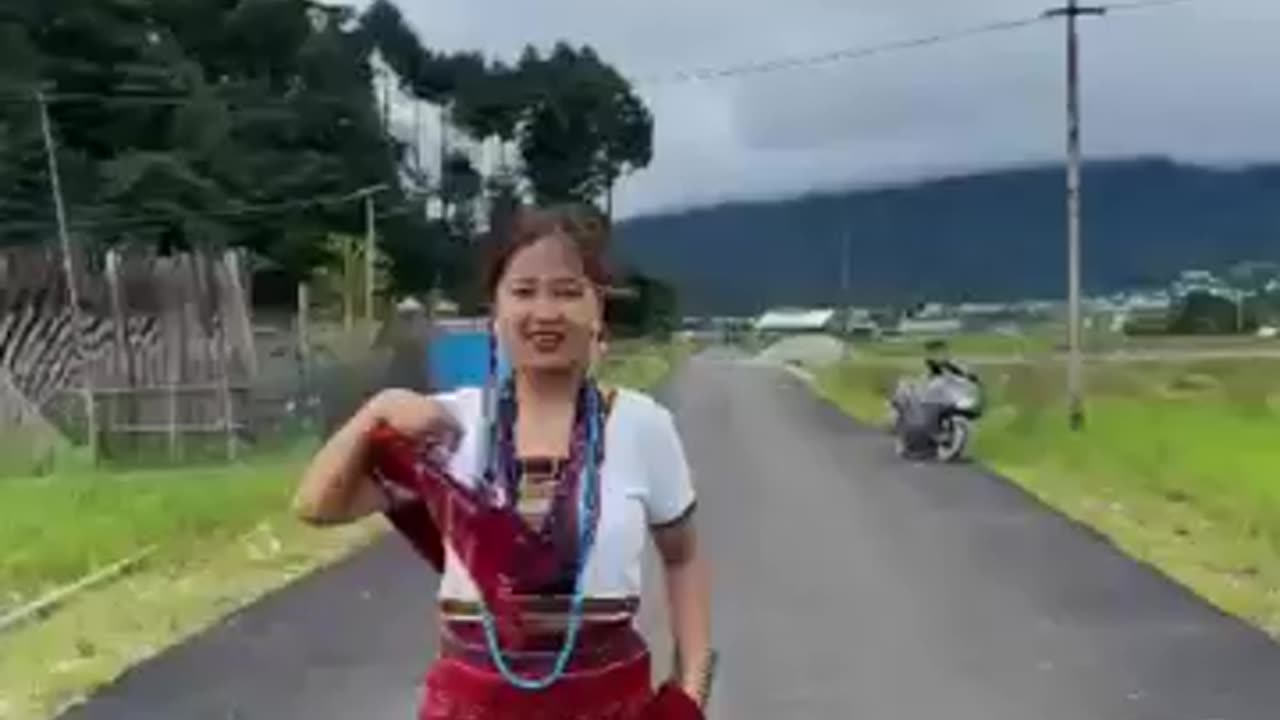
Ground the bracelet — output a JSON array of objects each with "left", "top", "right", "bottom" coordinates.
[
  {"left": 674, "top": 648, "right": 718, "bottom": 707},
  {"left": 696, "top": 650, "right": 719, "bottom": 707}
]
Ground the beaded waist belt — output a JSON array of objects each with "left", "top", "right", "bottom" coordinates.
[{"left": 439, "top": 596, "right": 640, "bottom": 626}]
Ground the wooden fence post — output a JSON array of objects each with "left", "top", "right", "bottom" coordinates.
[
  {"left": 297, "top": 279, "right": 311, "bottom": 382},
  {"left": 104, "top": 250, "right": 137, "bottom": 456},
  {"left": 222, "top": 248, "right": 257, "bottom": 381},
  {"left": 216, "top": 250, "right": 241, "bottom": 462},
  {"left": 164, "top": 256, "right": 188, "bottom": 462}
]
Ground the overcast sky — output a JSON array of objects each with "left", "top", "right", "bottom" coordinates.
[{"left": 369, "top": 0, "right": 1280, "bottom": 218}]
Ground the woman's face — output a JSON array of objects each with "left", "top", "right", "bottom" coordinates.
[{"left": 493, "top": 233, "right": 602, "bottom": 373}]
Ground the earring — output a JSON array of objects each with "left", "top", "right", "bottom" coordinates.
[
  {"left": 489, "top": 322, "right": 512, "bottom": 384},
  {"left": 588, "top": 324, "right": 604, "bottom": 375},
  {"left": 488, "top": 323, "right": 499, "bottom": 381}
]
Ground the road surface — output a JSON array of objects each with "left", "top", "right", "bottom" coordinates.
[{"left": 60, "top": 353, "right": 1280, "bottom": 719}]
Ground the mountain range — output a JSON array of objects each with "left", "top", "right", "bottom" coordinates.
[{"left": 614, "top": 158, "right": 1280, "bottom": 316}]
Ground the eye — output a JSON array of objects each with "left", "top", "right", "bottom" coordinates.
[
  {"left": 553, "top": 284, "right": 586, "bottom": 300},
  {"left": 508, "top": 284, "right": 536, "bottom": 299}
]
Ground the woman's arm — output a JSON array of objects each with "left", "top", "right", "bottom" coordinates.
[
  {"left": 292, "top": 399, "right": 389, "bottom": 526},
  {"left": 653, "top": 517, "right": 713, "bottom": 705},
  {"left": 293, "top": 389, "right": 457, "bottom": 526}
]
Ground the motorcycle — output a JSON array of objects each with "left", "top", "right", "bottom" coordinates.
[{"left": 888, "top": 369, "right": 983, "bottom": 462}]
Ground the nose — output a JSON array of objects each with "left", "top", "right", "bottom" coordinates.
[{"left": 528, "top": 293, "right": 564, "bottom": 322}]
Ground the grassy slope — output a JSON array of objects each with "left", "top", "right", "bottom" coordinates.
[
  {"left": 0, "top": 450, "right": 385, "bottom": 720},
  {"left": 597, "top": 339, "right": 693, "bottom": 392},
  {"left": 0, "top": 341, "right": 686, "bottom": 720},
  {"left": 815, "top": 355, "right": 1280, "bottom": 639},
  {"left": 2, "top": 454, "right": 314, "bottom": 611}
]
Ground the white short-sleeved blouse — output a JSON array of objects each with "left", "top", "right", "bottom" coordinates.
[{"left": 406, "top": 387, "right": 696, "bottom": 602}]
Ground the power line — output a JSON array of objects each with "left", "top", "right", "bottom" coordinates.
[
  {"left": 0, "top": 0, "right": 1221, "bottom": 111},
  {"left": 0, "top": 86, "right": 385, "bottom": 110},
  {"left": 0, "top": 0, "right": 1234, "bottom": 242},
  {"left": 637, "top": 14, "right": 1052, "bottom": 86},
  {"left": 1102, "top": 0, "right": 1205, "bottom": 12},
  {"left": 0, "top": 186, "right": 392, "bottom": 235},
  {"left": 635, "top": 0, "right": 1215, "bottom": 86}
]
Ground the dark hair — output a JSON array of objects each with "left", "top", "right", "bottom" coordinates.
[{"left": 483, "top": 203, "right": 612, "bottom": 298}]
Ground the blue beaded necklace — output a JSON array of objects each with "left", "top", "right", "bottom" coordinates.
[{"left": 477, "top": 374, "right": 604, "bottom": 691}]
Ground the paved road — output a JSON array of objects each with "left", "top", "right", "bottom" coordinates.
[{"left": 60, "top": 354, "right": 1280, "bottom": 719}]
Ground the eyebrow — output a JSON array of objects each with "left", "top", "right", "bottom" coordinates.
[{"left": 506, "top": 274, "right": 586, "bottom": 285}]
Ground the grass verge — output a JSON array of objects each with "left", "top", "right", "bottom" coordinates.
[
  {"left": 0, "top": 450, "right": 384, "bottom": 720},
  {"left": 814, "top": 355, "right": 1280, "bottom": 639},
  {"left": 599, "top": 338, "right": 694, "bottom": 392}
]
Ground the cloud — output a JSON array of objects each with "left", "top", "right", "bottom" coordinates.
[{"left": 365, "top": 0, "right": 1280, "bottom": 217}]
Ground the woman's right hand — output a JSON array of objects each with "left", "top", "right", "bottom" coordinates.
[
  {"left": 364, "top": 389, "right": 462, "bottom": 452},
  {"left": 294, "top": 389, "right": 460, "bottom": 526}
]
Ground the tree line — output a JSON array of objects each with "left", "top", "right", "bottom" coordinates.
[{"left": 0, "top": 0, "right": 658, "bottom": 317}]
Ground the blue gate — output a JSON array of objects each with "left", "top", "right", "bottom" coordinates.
[{"left": 428, "top": 321, "right": 509, "bottom": 391}]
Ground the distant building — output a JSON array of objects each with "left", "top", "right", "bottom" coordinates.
[
  {"left": 897, "top": 317, "right": 963, "bottom": 337},
  {"left": 840, "top": 308, "right": 880, "bottom": 339},
  {"left": 954, "top": 301, "right": 1020, "bottom": 331},
  {"left": 1013, "top": 299, "right": 1065, "bottom": 318},
  {"left": 914, "top": 303, "right": 948, "bottom": 319},
  {"left": 955, "top": 302, "right": 1012, "bottom": 316},
  {"left": 1113, "top": 291, "right": 1173, "bottom": 334},
  {"left": 754, "top": 307, "right": 838, "bottom": 336},
  {"left": 1172, "top": 269, "right": 1232, "bottom": 300}
]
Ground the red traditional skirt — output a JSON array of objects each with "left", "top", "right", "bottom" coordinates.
[{"left": 419, "top": 620, "right": 701, "bottom": 720}]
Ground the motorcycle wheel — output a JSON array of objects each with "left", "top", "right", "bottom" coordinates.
[
  {"left": 886, "top": 401, "right": 900, "bottom": 434},
  {"left": 936, "top": 416, "right": 971, "bottom": 463},
  {"left": 894, "top": 433, "right": 908, "bottom": 458}
]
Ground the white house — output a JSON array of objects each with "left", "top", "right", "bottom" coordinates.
[
  {"left": 897, "top": 317, "right": 963, "bottom": 336},
  {"left": 754, "top": 308, "right": 838, "bottom": 335}
]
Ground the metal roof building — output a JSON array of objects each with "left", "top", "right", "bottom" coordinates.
[{"left": 754, "top": 308, "right": 838, "bottom": 334}]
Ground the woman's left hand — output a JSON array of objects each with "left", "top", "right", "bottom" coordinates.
[{"left": 649, "top": 682, "right": 706, "bottom": 719}]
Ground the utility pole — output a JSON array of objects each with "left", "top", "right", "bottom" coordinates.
[
  {"left": 365, "top": 192, "right": 376, "bottom": 342},
  {"left": 1045, "top": 0, "right": 1105, "bottom": 432},
  {"left": 37, "top": 90, "right": 99, "bottom": 462},
  {"left": 437, "top": 104, "right": 450, "bottom": 222},
  {"left": 340, "top": 184, "right": 388, "bottom": 343},
  {"left": 839, "top": 226, "right": 853, "bottom": 359},
  {"left": 1237, "top": 289, "right": 1246, "bottom": 334},
  {"left": 361, "top": 185, "right": 391, "bottom": 344},
  {"left": 413, "top": 100, "right": 423, "bottom": 177},
  {"left": 840, "top": 227, "right": 851, "bottom": 305}
]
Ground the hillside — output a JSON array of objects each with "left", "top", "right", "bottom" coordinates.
[{"left": 615, "top": 159, "right": 1280, "bottom": 315}]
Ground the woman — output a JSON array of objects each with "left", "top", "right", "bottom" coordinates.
[{"left": 292, "top": 204, "right": 713, "bottom": 719}]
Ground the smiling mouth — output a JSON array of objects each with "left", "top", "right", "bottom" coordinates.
[{"left": 528, "top": 332, "right": 566, "bottom": 351}]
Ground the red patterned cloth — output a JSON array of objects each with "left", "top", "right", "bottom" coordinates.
[
  {"left": 367, "top": 422, "right": 563, "bottom": 641},
  {"left": 366, "top": 424, "right": 704, "bottom": 720},
  {"left": 385, "top": 500, "right": 446, "bottom": 572}
]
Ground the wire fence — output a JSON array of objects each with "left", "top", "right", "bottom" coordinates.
[
  {"left": 0, "top": 238, "right": 413, "bottom": 477},
  {"left": 0, "top": 371, "right": 71, "bottom": 477}
]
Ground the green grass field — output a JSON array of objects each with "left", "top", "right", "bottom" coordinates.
[
  {"left": 815, "top": 355, "right": 1280, "bottom": 638},
  {"left": 856, "top": 327, "right": 1280, "bottom": 360},
  {"left": 0, "top": 340, "right": 686, "bottom": 720},
  {"left": 598, "top": 338, "right": 694, "bottom": 391},
  {"left": 858, "top": 331, "right": 1054, "bottom": 358},
  {"left": 0, "top": 447, "right": 383, "bottom": 720},
  {"left": 0, "top": 451, "right": 315, "bottom": 615}
]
